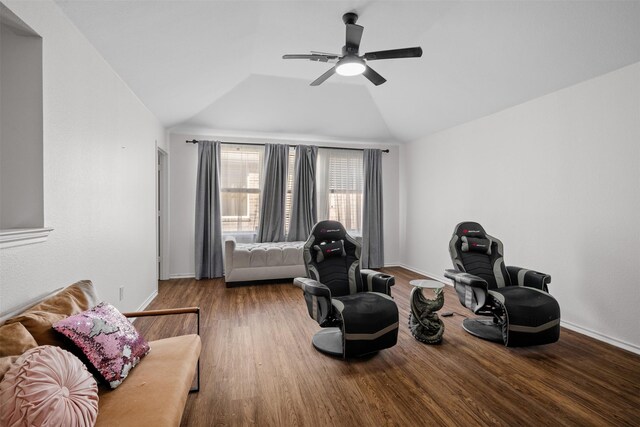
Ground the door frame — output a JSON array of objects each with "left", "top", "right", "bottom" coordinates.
[{"left": 157, "top": 147, "right": 170, "bottom": 280}]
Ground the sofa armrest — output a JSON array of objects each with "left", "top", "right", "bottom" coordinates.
[
  {"left": 360, "top": 269, "right": 395, "bottom": 296},
  {"left": 123, "top": 306, "right": 200, "bottom": 339},
  {"left": 506, "top": 266, "right": 551, "bottom": 292},
  {"left": 123, "top": 307, "right": 200, "bottom": 392},
  {"left": 224, "top": 236, "right": 237, "bottom": 275},
  {"left": 122, "top": 306, "right": 199, "bottom": 318}
]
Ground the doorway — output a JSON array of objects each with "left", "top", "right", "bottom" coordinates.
[{"left": 157, "top": 147, "right": 169, "bottom": 280}]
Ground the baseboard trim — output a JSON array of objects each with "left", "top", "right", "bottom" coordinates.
[
  {"left": 560, "top": 320, "right": 640, "bottom": 355},
  {"left": 136, "top": 289, "right": 158, "bottom": 312},
  {"left": 393, "top": 264, "right": 640, "bottom": 355},
  {"left": 169, "top": 273, "right": 195, "bottom": 279}
]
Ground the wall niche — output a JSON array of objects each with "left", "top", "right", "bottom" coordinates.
[{"left": 0, "top": 3, "right": 51, "bottom": 248}]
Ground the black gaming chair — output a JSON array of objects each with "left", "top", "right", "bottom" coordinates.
[
  {"left": 444, "top": 222, "right": 560, "bottom": 347},
  {"left": 294, "top": 220, "right": 399, "bottom": 358}
]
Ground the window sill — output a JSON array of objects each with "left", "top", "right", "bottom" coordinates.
[{"left": 0, "top": 227, "right": 53, "bottom": 249}]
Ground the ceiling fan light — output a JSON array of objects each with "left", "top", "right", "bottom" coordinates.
[{"left": 335, "top": 58, "right": 366, "bottom": 76}]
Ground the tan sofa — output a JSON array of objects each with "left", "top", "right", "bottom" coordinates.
[{"left": 0, "top": 281, "right": 201, "bottom": 427}]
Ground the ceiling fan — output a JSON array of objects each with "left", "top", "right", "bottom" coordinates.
[{"left": 283, "top": 12, "right": 422, "bottom": 86}]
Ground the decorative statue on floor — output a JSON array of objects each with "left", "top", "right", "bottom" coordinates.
[{"left": 408, "top": 281, "right": 445, "bottom": 344}]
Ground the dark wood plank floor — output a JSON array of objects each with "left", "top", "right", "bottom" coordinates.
[{"left": 135, "top": 267, "right": 640, "bottom": 426}]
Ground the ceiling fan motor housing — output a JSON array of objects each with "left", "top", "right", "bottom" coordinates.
[
  {"left": 342, "top": 46, "right": 359, "bottom": 56},
  {"left": 342, "top": 12, "right": 358, "bottom": 25}
]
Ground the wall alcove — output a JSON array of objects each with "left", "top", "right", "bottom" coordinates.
[{"left": 0, "top": 3, "right": 52, "bottom": 248}]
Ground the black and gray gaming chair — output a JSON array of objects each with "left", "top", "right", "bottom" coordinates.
[
  {"left": 294, "top": 220, "right": 399, "bottom": 358},
  {"left": 444, "top": 222, "right": 560, "bottom": 347}
]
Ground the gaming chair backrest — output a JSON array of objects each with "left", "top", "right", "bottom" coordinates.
[
  {"left": 449, "top": 221, "right": 512, "bottom": 289},
  {"left": 303, "top": 220, "right": 363, "bottom": 297}
]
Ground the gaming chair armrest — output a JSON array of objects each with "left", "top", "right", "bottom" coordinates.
[
  {"left": 360, "top": 269, "right": 395, "bottom": 296},
  {"left": 444, "top": 270, "right": 488, "bottom": 314},
  {"left": 294, "top": 277, "right": 333, "bottom": 325},
  {"left": 506, "top": 266, "right": 551, "bottom": 292},
  {"left": 444, "top": 270, "right": 488, "bottom": 290},
  {"left": 294, "top": 277, "right": 331, "bottom": 298}
]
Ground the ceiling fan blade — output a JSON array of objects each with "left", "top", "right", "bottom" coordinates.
[
  {"left": 364, "top": 47, "right": 423, "bottom": 61},
  {"left": 345, "top": 23, "right": 364, "bottom": 51},
  {"left": 283, "top": 54, "right": 339, "bottom": 63},
  {"left": 362, "top": 65, "right": 386, "bottom": 86},
  {"left": 310, "top": 50, "right": 340, "bottom": 56},
  {"left": 310, "top": 51, "right": 341, "bottom": 63},
  {"left": 310, "top": 67, "right": 336, "bottom": 86}
]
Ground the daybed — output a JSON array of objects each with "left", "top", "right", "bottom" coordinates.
[
  {"left": 0, "top": 280, "right": 200, "bottom": 427},
  {"left": 224, "top": 236, "right": 306, "bottom": 284}
]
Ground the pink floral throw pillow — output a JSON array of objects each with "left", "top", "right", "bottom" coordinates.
[{"left": 53, "top": 302, "right": 150, "bottom": 389}]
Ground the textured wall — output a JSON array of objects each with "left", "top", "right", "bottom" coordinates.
[
  {"left": 0, "top": 1, "right": 165, "bottom": 313},
  {"left": 401, "top": 62, "right": 640, "bottom": 352}
]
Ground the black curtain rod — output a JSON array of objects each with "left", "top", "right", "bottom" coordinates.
[{"left": 185, "top": 139, "right": 389, "bottom": 153}]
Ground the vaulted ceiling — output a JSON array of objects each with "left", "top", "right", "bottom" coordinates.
[{"left": 55, "top": 0, "right": 640, "bottom": 143}]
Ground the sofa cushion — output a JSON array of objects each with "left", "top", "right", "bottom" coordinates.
[
  {"left": 0, "top": 322, "right": 38, "bottom": 357},
  {"left": 53, "top": 302, "right": 150, "bottom": 389},
  {"left": 96, "top": 334, "right": 201, "bottom": 427},
  {"left": 0, "top": 356, "right": 18, "bottom": 382},
  {"left": 5, "top": 311, "right": 68, "bottom": 348},
  {"left": 0, "top": 345, "right": 99, "bottom": 427},
  {"left": 4, "top": 280, "right": 99, "bottom": 347}
]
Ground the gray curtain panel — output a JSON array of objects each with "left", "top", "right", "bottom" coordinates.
[
  {"left": 361, "top": 148, "right": 385, "bottom": 268},
  {"left": 194, "top": 140, "right": 224, "bottom": 279},
  {"left": 287, "top": 145, "right": 318, "bottom": 241},
  {"left": 257, "top": 143, "right": 289, "bottom": 242}
]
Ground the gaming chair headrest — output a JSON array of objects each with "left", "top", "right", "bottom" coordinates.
[
  {"left": 452, "top": 222, "right": 491, "bottom": 255},
  {"left": 453, "top": 222, "right": 487, "bottom": 239},
  {"left": 310, "top": 220, "right": 346, "bottom": 242}
]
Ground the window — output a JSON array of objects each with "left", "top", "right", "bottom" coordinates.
[
  {"left": 219, "top": 144, "right": 364, "bottom": 240},
  {"left": 317, "top": 149, "right": 363, "bottom": 235},
  {"left": 219, "top": 145, "right": 263, "bottom": 236},
  {"left": 220, "top": 144, "right": 297, "bottom": 241},
  {"left": 284, "top": 148, "right": 296, "bottom": 235}
]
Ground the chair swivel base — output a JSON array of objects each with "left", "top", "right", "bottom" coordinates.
[
  {"left": 312, "top": 328, "right": 344, "bottom": 357},
  {"left": 312, "top": 327, "right": 384, "bottom": 358},
  {"left": 462, "top": 318, "right": 503, "bottom": 343}
]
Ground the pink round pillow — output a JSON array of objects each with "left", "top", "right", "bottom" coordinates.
[{"left": 0, "top": 345, "right": 98, "bottom": 427}]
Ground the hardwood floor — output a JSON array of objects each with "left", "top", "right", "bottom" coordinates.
[{"left": 135, "top": 267, "right": 640, "bottom": 426}]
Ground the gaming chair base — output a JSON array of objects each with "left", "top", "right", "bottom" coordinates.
[
  {"left": 311, "top": 328, "right": 381, "bottom": 358},
  {"left": 312, "top": 328, "right": 344, "bottom": 357},
  {"left": 462, "top": 318, "right": 503, "bottom": 343}
]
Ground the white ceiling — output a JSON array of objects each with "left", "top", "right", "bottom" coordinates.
[{"left": 55, "top": 0, "right": 640, "bottom": 143}]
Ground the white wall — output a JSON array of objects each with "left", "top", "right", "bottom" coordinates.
[
  {"left": 0, "top": 1, "right": 165, "bottom": 313},
  {"left": 402, "top": 62, "right": 640, "bottom": 352},
  {"left": 168, "top": 130, "right": 401, "bottom": 278}
]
